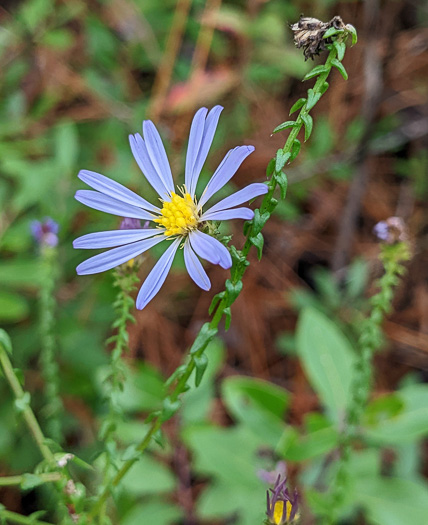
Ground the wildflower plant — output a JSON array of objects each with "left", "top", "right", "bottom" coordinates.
[
  {"left": 0, "top": 16, "right": 368, "bottom": 525},
  {"left": 73, "top": 105, "right": 268, "bottom": 309}
]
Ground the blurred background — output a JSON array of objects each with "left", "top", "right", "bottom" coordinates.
[{"left": 1, "top": 0, "right": 428, "bottom": 524}]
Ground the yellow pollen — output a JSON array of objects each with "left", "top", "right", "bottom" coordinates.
[
  {"left": 272, "top": 501, "right": 292, "bottom": 524},
  {"left": 273, "top": 501, "right": 284, "bottom": 524},
  {"left": 154, "top": 191, "right": 199, "bottom": 236}
]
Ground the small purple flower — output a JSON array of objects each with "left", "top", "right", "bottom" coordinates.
[
  {"left": 31, "top": 218, "right": 59, "bottom": 247},
  {"left": 73, "top": 106, "right": 268, "bottom": 310},
  {"left": 373, "top": 216, "right": 407, "bottom": 244},
  {"left": 266, "top": 475, "right": 299, "bottom": 525}
]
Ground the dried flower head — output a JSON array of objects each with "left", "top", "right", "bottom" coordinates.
[
  {"left": 373, "top": 217, "right": 408, "bottom": 244},
  {"left": 291, "top": 15, "right": 348, "bottom": 60},
  {"left": 266, "top": 475, "right": 299, "bottom": 524}
]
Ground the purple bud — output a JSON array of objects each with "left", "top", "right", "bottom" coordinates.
[
  {"left": 373, "top": 217, "right": 407, "bottom": 244},
  {"left": 31, "top": 218, "right": 59, "bottom": 247},
  {"left": 119, "top": 217, "right": 142, "bottom": 230}
]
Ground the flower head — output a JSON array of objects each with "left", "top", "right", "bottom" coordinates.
[
  {"left": 73, "top": 106, "right": 267, "bottom": 309},
  {"left": 266, "top": 475, "right": 299, "bottom": 525},
  {"left": 31, "top": 217, "right": 59, "bottom": 247},
  {"left": 373, "top": 217, "right": 407, "bottom": 244}
]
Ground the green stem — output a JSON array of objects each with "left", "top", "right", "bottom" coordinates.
[
  {"left": 0, "top": 472, "right": 63, "bottom": 486},
  {"left": 0, "top": 510, "right": 54, "bottom": 525},
  {"left": 39, "top": 246, "right": 62, "bottom": 443},
  {"left": 325, "top": 242, "right": 411, "bottom": 524},
  {"left": 0, "top": 342, "right": 55, "bottom": 465}
]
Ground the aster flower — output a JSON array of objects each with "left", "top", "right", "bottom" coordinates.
[
  {"left": 266, "top": 475, "right": 299, "bottom": 525},
  {"left": 73, "top": 106, "right": 268, "bottom": 310},
  {"left": 31, "top": 217, "right": 59, "bottom": 247}
]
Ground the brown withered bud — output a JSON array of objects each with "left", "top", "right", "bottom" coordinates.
[{"left": 290, "top": 15, "right": 346, "bottom": 60}]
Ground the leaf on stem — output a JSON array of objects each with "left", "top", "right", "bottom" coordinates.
[
  {"left": 275, "top": 171, "right": 288, "bottom": 200},
  {"left": 331, "top": 58, "right": 348, "bottom": 80},
  {"left": 273, "top": 121, "right": 297, "bottom": 134},
  {"left": 275, "top": 150, "right": 291, "bottom": 172},
  {"left": 306, "top": 89, "right": 322, "bottom": 110},
  {"left": 301, "top": 113, "right": 314, "bottom": 141},
  {"left": 249, "top": 232, "right": 264, "bottom": 260},
  {"left": 289, "top": 98, "right": 306, "bottom": 115},
  {"left": 303, "top": 65, "right": 329, "bottom": 81},
  {"left": 289, "top": 139, "right": 301, "bottom": 162}
]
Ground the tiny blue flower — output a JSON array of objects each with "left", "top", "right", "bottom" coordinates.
[
  {"left": 73, "top": 106, "right": 268, "bottom": 310},
  {"left": 31, "top": 217, "right": 59, "bottom": 247}
]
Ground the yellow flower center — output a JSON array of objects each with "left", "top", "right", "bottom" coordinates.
[
  {"left": 154, "top": 191, "right": 199, "bottom": 237},
  {"left": 272, "top": 500, "right": 292, "bottom": 524}
]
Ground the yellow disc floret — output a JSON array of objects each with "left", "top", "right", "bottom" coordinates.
[
  {"left": 154, "top": 190, "right": 199, "bottom": 237},
  {"left": 273, "top": 501, "right": 284, "bottom": 524}
]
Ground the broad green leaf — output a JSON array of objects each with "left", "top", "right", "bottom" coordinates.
[
  {"left": 0, "top": 290, "right": 29, "bottom": 322},
  {"left": 183, "top": 425, "right": 266, "bottom": 525},
  {"left": 221, "top": 376, "right": 289, "bottom": 445},
  {"left": 296, "top": 308, "right": 356, "bottom": 421},
  {"left": 364, "top": 384, "right": 428, "bottom": 443},
  {"left": 122, "top": 501, "right": 183, "bottom": 525},
  {"left": 120, "top": 455, "right": 176, "bottom": 495},
  {"left": 355, "top": 476, "right": 428, "bottom": 525}
]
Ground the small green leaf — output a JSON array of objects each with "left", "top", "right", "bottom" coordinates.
[
  {"left": 275, "top": 171, "right": 288, "bottom": 200},
  {"left": 306, "top": 89, "right": 321, "bottom": 110},
  {"left": 273, "top": 121, "right": 296, "bottom": 134},
  {"left": 194, "top": 354, "right": 209, "bottom": 387},
  {"left": 266, "top": 158, "right": 275, "bottom": 178},
  {"left": 323, "top": 27, "right": 344, "bottom": 39},
  {"left": 301, "top": 114, "right": 313, "bottom": 142},
  {"left": 303, "top": 65, "right": 329, "bottom": 81},
  {"left": 275, "top": 150, "right": 291, "bottom": 172},
  {"left": 249, "top": 232, "right": 264, "bottom": 260},
  {"left": 208, "top": 292, "right": 225, "bottom": 315},
  {"left": 189, "top": 323, "right": 218, "bottom": 354},
  {"left": 21, "top": 474, "right": 43, "bottom": 490},
  {"left": 289, "top": 98, "right": 306, "bottom": 115},
  {"left": 289, "top": 139, "right": 301, "bottom": 162},
  {"left": 331, "top": 58, "right": 348, "bottom": 80},
  {"left": 161, "top": 397, "right": 181, "bottom": 421},
  {"left": 320, "top": 81, "right": 329, "bottom": 95},
  {"left": 252, "top": 209, "right": 270, "bottom": 233},
  {"left": 346, "top": 24, "right": 358, "bottom": 45},
  {"left": 223, "top": 307, "right": 232, "bottom": 331},
  {"left": 15, "top": 392, "right": 31, "bottom": 413},
  {"left": 0, "top": 329, "right": 13, "bottom": 355},
  {"left": 225, "top": 279, "right": 243, "bottom": 305},
  {"left": 333, "top": 40, "right": 346, "bottom": 61}
]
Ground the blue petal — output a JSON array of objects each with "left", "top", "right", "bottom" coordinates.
[
  {"left": 136, "top": 238, "right": 181, "bottom": 310},
  {"left": 75, "top": 190, "right": 156, "bottom": 221},
  {"left": 202, "top": 183, "right": 268, "bottom": 216},
  {"left": 185, "top": 107, "right": 208, "bottom": 193},
  {"left": 129, "top": 134, "right": 170, "bottom": 198},
  {"left": 192, "top": 106, "right": 223, "bottom": 195},
  {"left": 188, "top": 230, "right": 232, "bottom": 269},
  {"left": 76, "top": 236, "right": 165, "bottom": 275},
  {"left": 73, "top": 228, "right": 161, "bottom": 249},
  {"left": 184, "top": 240, "right": 211, "bottom": 291},
  {"left": 142, "top": 120, "right": 174, "bottom": 194},
  {"left": 198, "top": 145, "right": 254, "bottom": 208},
  {"left": 201, "top": 208, "right": 254, "bottom": 221},
  {"left": 188, "top": 106, "right": 223, "bottom": 197},
  {"left": 78, "top": 170, "right": 159, "bottom": 212}
]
